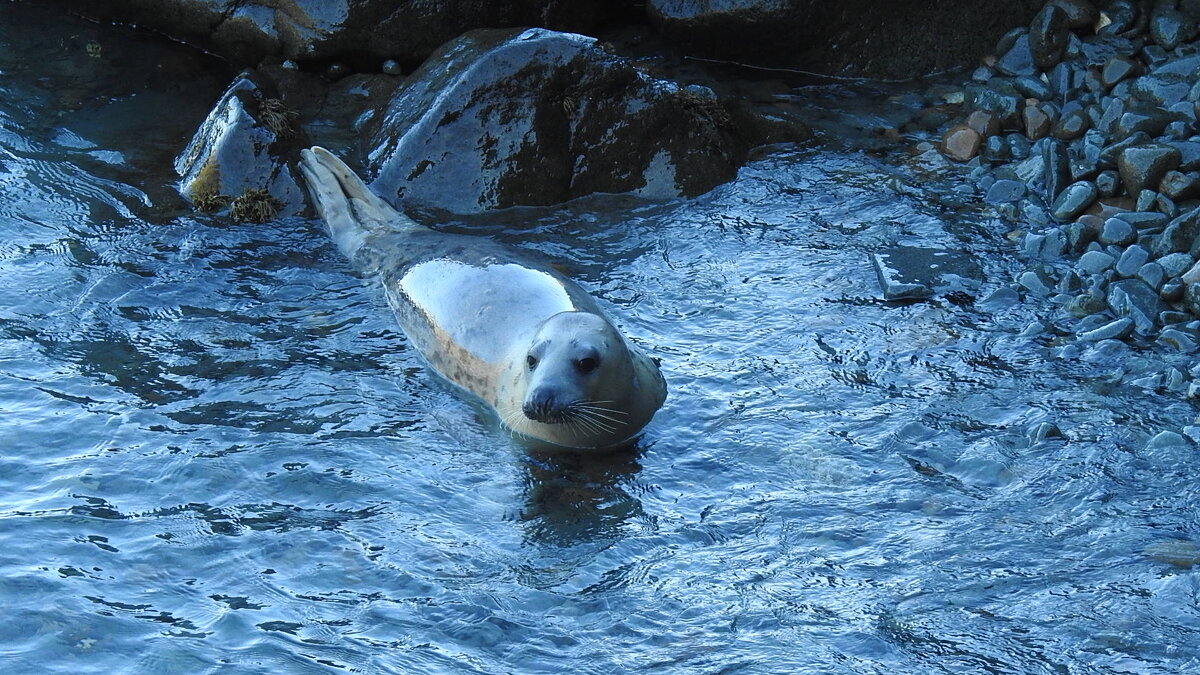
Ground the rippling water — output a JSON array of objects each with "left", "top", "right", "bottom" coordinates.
[{"left": 4, "top": 4, "right": 1200, "bottom": 674}]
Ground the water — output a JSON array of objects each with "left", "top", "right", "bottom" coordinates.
[{"left": 3, "top": 4, "right": 1200, "bottom": 674}]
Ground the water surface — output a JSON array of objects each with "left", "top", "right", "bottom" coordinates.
[{"left": 2, "top": 4, "right": 1199, "bottom": 673}]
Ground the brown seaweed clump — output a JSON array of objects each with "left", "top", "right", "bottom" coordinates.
[{"left": 230, "top": 188, "right": 283, "bottom": 223}]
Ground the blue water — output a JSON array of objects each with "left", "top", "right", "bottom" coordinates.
[{"left": 3, "top": 4, "right": 1200, "bottom": 673}]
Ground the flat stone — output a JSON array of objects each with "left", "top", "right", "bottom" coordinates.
[
  {"left": 1115, "top": 109, "right": 1175, "bottom": 139},
  {"left": 1100, "top": 217, "right": 1136, "bottom": 246},
  {"left": 1101, "top": 55, "right": 1140, "bottom": 88},
  {"left": 1114, "top": 211, "right": 1169, "bottom": 231},
  {"left": 964, "top": 110, "right": 1001, "bottom": 137},
  {"left": 871, "top": 246, "right": 982, "bottom": 301},
  {"left": 1136, "top": 189, "right": 1159, "bottom": 212},
  {"left": 1078, "top": 317, "right": 1134, "bottom": 341},
  {"left": 1145, "top": 430, "right": 1190, "bottom": 450},
  {"left": 1099, "top": 131, "right": 1151, "bottom": 168},
  {"left": 1132, "top": 74, "right": 1194, "bottom": 107},
  {"left": 1157, "top": 252, "right": 1195, "bottom": 279},
  {"left": 1018, "top": 269, "right": 1055, "bottom": 295},
  {"left": 1115, "top": 243, "right": 1150, "bottom": 276},
  {"left": 1177, "top": 141, "right": 1200, "bottom": 171},
  {"left": 941, "top": 124, "right": 982, "bottom": 162},
  {"left": 986, "top": 179, "right": 1027, "bottom": 203},
  {"left": 1051, "top": 181, "right": 1098, "bottom": 220},
  {"left": 1014, "top": 75, "right": 1053, "bottom": 101},
  {"left": 1077, "top": 249, "right": 1117, "bottom": 275},
  {"left": 1066, "top": 292, "right": 1109, "bottom": 316},
  {"left": 1181, "top": 259, "right": 1200, "bottom": 284},
  {"left": 1108, "top": 278, "right": 1166, "bottom": 334},
  {"left": 1118, "top": 143, "right": 1183, "bottom": 195}
]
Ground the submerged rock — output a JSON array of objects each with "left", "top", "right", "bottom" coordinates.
[
  {"left": 364, "top": 28, "right": 759, "bottom": 213},
  {"left": 176, "top": 72, "right": 305, "bottom": 219},
  {"left": 870, "top": 246, "right": 982, "bottom": 301}
]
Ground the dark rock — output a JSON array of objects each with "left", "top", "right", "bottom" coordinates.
[
  {"left": 1101, "top": 217, "right": 1136, "bottom": 246},
  {"left": 942, "top": 125, "right": 983, "bottom": 162},
  {"left": 1098, "top": 131, "right": 1151, "bottom": 168},
  {"left": 871, "top": 246, "right": 982, "bottom": 301},
  {"left": 996, "top": 33, "right": 1038, "bottom": 77},
  {"left": 1096, "top": 169, "right": 1121, "bottom": 196},
  {"left": 1050, "top": 0, "right": 1099, "bottom": 31},
  {"left": 1023, "top": 104, "right": 1053, "bottom": 140},
  {"left": 55, "top": 0, "right": 616, "bottom": 70},
  {"left": 1014, "top": 75, "right": 1053, "bottom": 100},
  {"left": 176, "top": 72, "right": 306, "bottom": 218},
  {"left": 1070, "top": 157, "right": 1100, "bottom": 181},
  {"left": 1164, "top": 280, "right": 1186, "bottom": 302},
  {"left": 1097, "top": 96, "right": 1125, "bottom": 136},
  {"left": 982, "top": 134, "right": 1009, "bottom": 162},
  {"left": 1066, "top": 216, "right": 1102, "bottom": 250},
  {"left": 1115, "top": 211, "right": 1170, "bottom": 231},
  {"left": 1157, "top": 193, "right": 1180, "bottom": 219},
  {"left": 1136, "top": 189, "right": 1160, "bottom": 212},
  {"left": 1108, "top": 278, "right": 1166, "bottom": 334},
  {"left": 1177, "top": 141, "right": 1200, "bottom": 171},
  {"left": 1150, "top": 7, "right": 1199, "bottom": 50},
  {"left": 1008, "top": 133, "right": 1033, "bottom": 160},
  {"left": 1114, "top": 243, "right": 1149, "bottom": 276},
  {"left": 1030, "top": 4, "right": 1071, "bottom": 70},
  {"left": 965, "top": 110, "right": 1002, "bottom": 137},
  {"left": 1184, "top": 283, "right": 1200, "bottom": 314},
  {"left": 365, "top": 28, "right": 756, "bottom": 213},
  {"left": 1052, "top": 181, "right": 1099, "bottom": 220},
  {"left": 1161, "top": 171, "right": 1200, "bottom": 201},
  {"left": 1044, "top": 138, "right": 1071, "bottom": 202},
  {"left": 1116, "top": 109, "right": 1177, "bottom": 139},
  {"left": 1101, "top": 55, "right": 1140, "bottom": 88},
  {"left": 1182, "top": 259, "right": 1200, "bottom": 284},
  {"left": 1048, "top": 62, "right": 1077, "bottom": 100},
  {"left": 1132, "top": 74, "right": 1194, "bottom": 108},
  {"left": 1154, "top": 207, "right": 1200, "bottom": 256},
  {"left": 965, "top": 81, "right": 1023, "bottom": 129},
  {"left": 1118, "top": 143, "right": 1182, "bottom": 196},
  {"left": 1052, "top": 107, "right": 1090, "bottom": 140},
  {"left": 1099, "top": 0, "right": 1137, "bottom": 36}
]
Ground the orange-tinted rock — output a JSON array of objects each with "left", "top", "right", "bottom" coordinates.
[{"left": 940, "top": 124, "right": 982, "bottom": 162}]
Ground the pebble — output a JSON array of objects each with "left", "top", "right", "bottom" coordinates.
[
  {"left": 1052, "top": 108, "right": 1090, "bottom": 140},
  {"left": 1018, "top": 269, "right": 1055, "bottom": 295},
  {"left": 1023, "top": 104, "right": 1053, "bottom": 140},
  {"left": 1051, "top": 180, "right": 1097, "bottom": 220},
  {"left": 996, "top": 33, "right": 1037, "bottom": 77},
  {"left": 1181, "top": 259, "right": 1200, "bottom": 284},
  {"left": 1101, "top": 55, "right": 1140, "bottom": 88},
  {"left": 1026, "top": 421, "right": 1064, "bottom": 443},
  {"left": 1095, "top": 170, "right": 1120, "bottom": 196},
  {"left": 1078, "top": 317, "right": 1133, "bottom": 341},
  {"left": 1115, "top": 244, "right": 1150, "bottom": 277},
  {"left": 1137, "top": 262, "right": 1166, "bottom": 291},
  {"left": 1157, "top": 252, "right": 1195, "bottom": 279},
  {"left": 964, "top": 110, "right": 1001, "bottom": 137},
  {"left": 986, "top": 179, "right": 1027, "bottom": 203},
  {"left": 1099, "top": 217, "right": 1135, "bottom": 246},
  {"left": 1118, "top": 143, "right": 1182, "bottom": 195},
  {"left": 1145, "top": 430, "right": 1190, "bottom": 450},
  {"left": 1077, "top": 249, "right": 1116, "bottom": 274},
  {"left": 941, "top": 124, "right": 982, "bottom": 162},
  {"left": 1030, "top": 4, "right": 1070, "bottom": 70},
  {"left": 1159, "top": 328, "right": 1200, "bottom": 352},
  {"left": 381, "top": 59, "right": 403, "bottom": 76},
  {"left": 1150, "top": 7, "right": 1199, "bottom": 50},
  {"left": 1159, "top": 171, "right": 1200, "bottom": 201},
  {"left": 1049, "top": 0, "right": 1098, "bottom": 31},
  {"left": 1108, "top": 278, "right": 1166, "bottom": 334}
]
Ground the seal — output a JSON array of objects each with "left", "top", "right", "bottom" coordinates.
[{"left": 298, "top": 146, "right": 666, "bottom": 450}]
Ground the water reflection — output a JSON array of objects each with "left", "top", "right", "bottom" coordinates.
[{"left": 520, "top": 445, "right": 645, "bottom": 547}]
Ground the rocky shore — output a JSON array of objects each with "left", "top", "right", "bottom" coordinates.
[{"left": 937, "top": 0, "right": 1200, "bottom": 403}]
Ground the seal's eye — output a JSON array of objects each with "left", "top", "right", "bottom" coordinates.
[
  {"left": 575, "top": 357, "right": 598, "bottom": 374},
  {"left": 527, "top": 355, "right": 538, "bottom": 370}
]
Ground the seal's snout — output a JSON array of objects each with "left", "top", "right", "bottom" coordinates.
[{"left": 523, "top": 388, "right": 563, "bottom": 423}]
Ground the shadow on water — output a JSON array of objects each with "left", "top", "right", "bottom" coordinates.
[{"left": 520, "top": 444, "right": 646, "bottom": 547}]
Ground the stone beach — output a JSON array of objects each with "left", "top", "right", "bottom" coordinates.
[{"left": 940, "top": 0, "right": 1200, "bottom": 404}]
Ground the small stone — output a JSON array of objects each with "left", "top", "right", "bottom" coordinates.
[
  {"left": 966, "top": 82, "right": 1023, "bottom": 129},
  {"left": 1066, "top": 216, "right": 1102, "bottom": 251},
  {"left": 1058, "top": 269, "right": 1084, "bottom": 292},
  {"left": 1100, "top": 217, "right": 1136, "bottom": 246},
  {"left": 1079, "top": 317, "right": 1134, "bottom": 341},
  {"left": 1024, "top": 104, "right": 1053, "bottom": 140},
  {"left": 1077, "top": 249, "right": 1117, "bottom": 274},
  {"left": 1150, "top": 7, "right": 1199, "bottom": 50},
  {"left": 1157, "top": 252, "right": 1195, "bottom": 279},
  {"left": 940, "top": 124, "right": 982, "bottom": 162},
  {"left": 1095, "top": 170, "right": 1121, "bottom": 197},
  {"left": 1145, "top": 430, "right": 1190, "bottom": 450},
  {"left": 1181, "top": 259, "right": 1200, "bottom": 284},
  {"left": 1014, "top": 75, "right": 1053, "bottom": 101},
  {"left": 1052, "top": 108, "right": 1090, "bottom": 140},
  {"left": 1157, "top": 193, "right": 1179, "bottom": 220},
  {"left": 1030, "top": 4, "right": 1071, "bottom": 70},
  {"left": 1136, "top": 189, "right": 1159, "bottom": 212},
  {"left": 1050, "top": 0, "right": 1099, "bottom": 30},
  {"left": 1114, "top": 211, "right": 1169, "bottom": 231},
  {"left": 996, "top": 33, "right": 1038, "bottom": 77},
  {"left": 1018, "top": 269, "right": 1055, "bottom": 295},
  {"left": 986, "top": 179, "right": 1027, "bottom": 203},
  {"left": 1160, "top": 171, "right": 1200, "bottom": 201},
  {"left": 1115, "top": 109, "right": 1174, "bottom": 139},
  {"left": 1159, "top": 328, "right": 1200, "bottom": 352},
  {"left": 1108, "top": 278, "right": 1166, "bottom": 334},
  {"left": 1052, "top": 181, "right": 1098, "bottom": 220},
  {"left": 382, "top": 59, "right": 404, "bottom": 76},
  {"left": 1026, "top": 421, "right": 1064, "bottom": 443},
  {"left": 1161, "top": 310, "right": 1192, "bottom": 325},
  {"left": 1066, "top": 293, "right": 1109, "bottom": 316},
  {"left": 964, "top": 110, "right": 1001, "bottom": 138},
  {"left": 1101, "top": 55, "right": 1140, "bottom": 89},
  {"left": 1138, "top": 262, "right": 1166, "bottom": 290},
  {"left": 1118, "top": 143, "right": 1183, "bottom": 196},
  {"left": 1178, "top": 141, "right": 1200, "bottom": 171},
  {"left": 1154, "top": 208, "right": 1200, "bottom": 256},
  {"left": 1099, "top": 131, "right": 1151, "bottom": 168},
  {"left": 1164, "top": 280, "right": 1186, "bottom": 303},
  {"left": 1099, "top": 1, "right": 1137, "bottom": 35},
  {"left": 979, "top": 286, "right": 1020, "bottom": 310},
  {"left": 1115, "top": 244, "right": 1150, "bottom": 277},
  {"left": 982, "top": 134, "right": 1009, "bottom": 162}
]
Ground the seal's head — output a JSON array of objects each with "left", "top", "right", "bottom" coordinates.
[{"left": 504, "top": 311, "right": 663, "bottom": 450}]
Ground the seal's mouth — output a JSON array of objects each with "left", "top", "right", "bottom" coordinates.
[{"left": 522, "top": 400, "right": 567, "bottom": 425}]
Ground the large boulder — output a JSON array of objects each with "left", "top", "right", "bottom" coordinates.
[
  {"left": 363, "top": 28, "right": 759, "bottom": 213},
  {"left": 48, "top": 0, "right": 624, "bottom": 69},
  {"left": 176, "top": 72, "right": 306, "bottom": 220},
  {"left": 646, "top": 0, "right": 1045, "bottom": 78}
]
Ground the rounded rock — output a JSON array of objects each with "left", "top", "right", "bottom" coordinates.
[
  {"left": 1118, "top": 144, "right": 1182, "bottom": 196},
  {"left": 1051, "top": 181, "right": 1099, "bottom": 220},
  {"left": 1100, "top": 217, "right": 1136, "bottom": 246},
  {"left": 941, "top": 124, "right": 982, "bottom": 162},
  {"left": 1150, "top": 7, "right": 1199, "bottom": 50},
  {"left": 1030, "top": 4, "right": 1071, "bottom": 71}
]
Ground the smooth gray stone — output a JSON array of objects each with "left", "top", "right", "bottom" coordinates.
[
  {"left": 1078, "top": 317, "right": 1134, "bottom": 341},
  {"left": 1108, "top": 278, "right": 1166, "bottom": 334},
  {"left": 986, "top": 179, "right": 1027, "bottom": 203},
  {"left": 1051, "top": 180, "right": 1097, "bottom": 220},
  {"left": 1115, "top": 244, "right": 1150, "bottom": 277},
  {"left": 1077, "top": 249, "right": 1117, "bottom": 275},
  {"left": 1137, "top": 261, "right": 1166, "bottom": 290},
  {"left": 1100, "top": 217, "right": 1136, "bottom": 246},
  {"left": 1159, "top": 328, "right": 1200, "bottom": 352},
  {"left": 1145, "top": 430, "right": 1190, "bottom": 450},
  {"left": 1157, "top": 251, "right": 1195, "bottom": 278},
  {"left": 871, "top": 246, "right": 982, "bottom": 301}
]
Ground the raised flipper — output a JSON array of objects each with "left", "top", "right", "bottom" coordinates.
[{"left": 298, "top": 146, "right": 419, "bottom": 262}]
